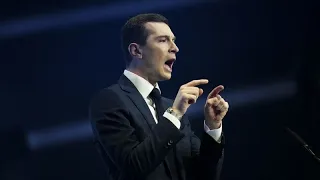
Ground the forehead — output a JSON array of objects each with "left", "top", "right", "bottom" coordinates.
[{"left": 144, "top": 22, "right": 175, "bottom": 38}]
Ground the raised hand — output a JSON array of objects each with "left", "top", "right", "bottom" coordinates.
[
  {"left": 172, "top": 79, "right": 209, "bottom": 117},
  {"left": 204, "top": 85, "right": 229, "bottom": 129}
]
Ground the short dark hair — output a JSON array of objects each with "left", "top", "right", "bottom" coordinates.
[{"left": 121, "top": 13, "right": 169, "bottom": 67}]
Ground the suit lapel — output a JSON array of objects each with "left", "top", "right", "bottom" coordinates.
[
  {"left": 118, "top": 74, "right": 156, "bottom": 130},
  {"left": 119, "top": 74, "right": 186, "bottom": 178}
]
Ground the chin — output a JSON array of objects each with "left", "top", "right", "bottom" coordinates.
[{"left": 160, "top": 72, "right": 172, "bottom": 81}]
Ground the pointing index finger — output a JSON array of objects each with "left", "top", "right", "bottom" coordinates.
[
  {"left": 184, "top": 79, "right": 209, "bottom": 87},
  {"left": 208, "top": 85, "right": 224, "bottom": 99}
]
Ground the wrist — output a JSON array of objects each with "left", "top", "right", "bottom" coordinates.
[
  {"left": 205, "top": 120, "right": 222, "bottom": 129},
  {"left": 166, "top": 107, "right": 183, "bottom": 120}
]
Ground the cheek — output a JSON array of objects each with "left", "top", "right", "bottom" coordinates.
[
  {"left": 150, "top": 51, "right": 164, "bottom": 66},
  {"left": 144, "top": 46, "right": 167, "bottom": 68},
  {"left": 155, "top": 49, "right": 167, "bottom": 62}
]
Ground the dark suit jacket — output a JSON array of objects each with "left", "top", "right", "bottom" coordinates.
[{"left": 89, "top": 74, "right": 224, "bottom": 180}]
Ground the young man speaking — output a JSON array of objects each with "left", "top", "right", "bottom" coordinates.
[{"left": 90, "top": 13, "right": 229, "bottom": 180}]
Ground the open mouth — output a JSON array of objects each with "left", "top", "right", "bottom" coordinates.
[{"left": 164, "top": 59, "right": 175, "bottom": 72}]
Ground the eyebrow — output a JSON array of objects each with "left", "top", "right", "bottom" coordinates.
[{"left": 156, "top": 35, "right": 176, "bottom": 41}]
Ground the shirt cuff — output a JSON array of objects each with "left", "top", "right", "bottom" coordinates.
[
  {"left": 204, "top": 121, "right": 222, "bottom": 143},
  {"left": 163, "top": 112, "right": 181, "bottom": 129}
]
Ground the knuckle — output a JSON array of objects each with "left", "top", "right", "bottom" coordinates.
[
  {"left": 196, "top": 88, "right": 200, "bottom": 94},
  {"left": 211, "top": 99, "right": 216, "bottom": 105},
  {"left": 213, "top": 99, "right": 219, "bottom": 105},
  {"left": 207, "top": 99, "right": 213, "bottom": 105}
]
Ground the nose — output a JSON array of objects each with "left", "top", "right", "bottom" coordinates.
[{"left": 169, "top": 41, "right": 179, "bottom": 53}]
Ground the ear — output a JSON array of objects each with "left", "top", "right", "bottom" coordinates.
[{"left": 128, "top": 43, "right": 142, "bottom": 59}]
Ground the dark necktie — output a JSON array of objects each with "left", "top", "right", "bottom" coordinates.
[
  {"left": 149, "top": 88, "right": 180, "bottom": 180},
  {"left": 149, "top": 88, "right": 165, "bottom": 121}
]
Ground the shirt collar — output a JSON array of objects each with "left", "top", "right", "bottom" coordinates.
[{"left": 123, "top": 69, "right": 161, "bottom": 99}]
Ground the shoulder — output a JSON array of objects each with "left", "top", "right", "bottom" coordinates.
[{"left": 89, "top": 84, "right": 125, "bottom": 110}]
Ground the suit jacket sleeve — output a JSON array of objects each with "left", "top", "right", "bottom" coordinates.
[
  {"left": 89, "top": 89, "right": 185, "bottom": 178},
  {"left": 184, "top": 116, "right": 225, "bottom": 180}
]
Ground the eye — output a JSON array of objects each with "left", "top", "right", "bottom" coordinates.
[{"left": 159, "top": 39, "right": 167, "bottom": 42}]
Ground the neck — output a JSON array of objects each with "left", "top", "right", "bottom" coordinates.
[{"left": 126, "top": 63, "right": 157, "bottom": 86}]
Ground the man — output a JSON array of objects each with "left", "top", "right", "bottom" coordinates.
[{"left": 89, "top": 13, "right": 229, "bottom": 180}]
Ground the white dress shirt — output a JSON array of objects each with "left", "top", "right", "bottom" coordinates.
[{"left": 123, "top": 70, "right": 222, "bottom": 142}]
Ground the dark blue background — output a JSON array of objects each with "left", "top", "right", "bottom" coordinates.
[{"left": 1, "top": 0, "right": 319, "bottom": 179}]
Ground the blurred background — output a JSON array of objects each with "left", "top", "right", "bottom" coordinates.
[{"left": 1, "top": 0, "right": 319, "bottom": 179}]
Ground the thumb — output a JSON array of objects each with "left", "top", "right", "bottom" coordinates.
[{"left": 199, "top": 88, "right": 204, "bottom": 96}]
